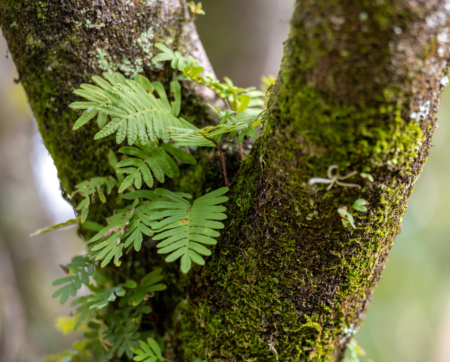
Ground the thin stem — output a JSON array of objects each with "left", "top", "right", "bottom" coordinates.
[
  {"left": 238, "top": 134, "right": 244, "bottom": 160},
  {"left": 200, "top": 134, "right": 230, "bottom": 187},
  {"left": 224, "top": 98, "right": 232, "bottom": 110}
]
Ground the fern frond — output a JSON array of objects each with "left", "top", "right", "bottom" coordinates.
[
  {"left": 52, "top": 256, "right": 94, "bottom": 304},
  {"left": 131, "top": 338, "right": 165, "bottom": 362},
  {"left": 119, "top": 267, "right": 166, "bottom": 307},
  {"left": 154, "top": 43, "right": 265, "bottom": 114},
  {"left": 149, "top": 187, "right": 229, "bottom": 273},
  {"left": 73, "top": 176, "right": 118, "bottom": 223},
  {"left": 168, "top": 113, "right": 261, "bottom": 147},
  {"left": 70, "top": 73, "right": 124, "bottom": 130},
  {"left": 88, "top": 198, "right": 160, "bottom": 266},
  {"left": 70, "top": 279, "right": 137, "bottom": 330},
  {"left": 72, "top": 72, "right": 196, "bottom": 145},
  {"left": 88, "top": 205, "right": 136, "bottom": 267},
  {"left": 115, "top": 140, "right": 196, "bottom": 192},
  {"left": 105, "top": 322, "right": 141, "bottom": 359}
]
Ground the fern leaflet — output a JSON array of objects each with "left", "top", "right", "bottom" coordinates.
[
  {"left": 154, "top": 43, "right": 265, "bottom": 111},
  {"left": 131, "top": 338, "right": 167, "bottom": 362},
  {"left": 70, "top": 72, "right": 130, "bottom": 130},
  {"left": 115, "top": 141, "right": 196, "bottom": 192},
  {"left": 70, "top": 279, "right": 137, "bottom": 329},
  {"left": 72, "top": 73, "right": 195, "bottom": 144},
  {"left": 119, "top": 267, "right": 166, "bottom": 307},
  {"left": 149, "top": 187, "right": 228, "bottom": 273},
  {"left": 52, "top": 256, "right": 94, "bottom": 304},
  {"left": 72, "top": 176, "right": 118, "bottom": 223}
]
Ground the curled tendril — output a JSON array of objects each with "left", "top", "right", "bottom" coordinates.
[{"left": 309, "top": 165, "right": 361, "bottom": 191}]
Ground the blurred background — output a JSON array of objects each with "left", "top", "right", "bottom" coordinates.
[{"left": 0, "top": 0, "right": 449, "bottom": 361}]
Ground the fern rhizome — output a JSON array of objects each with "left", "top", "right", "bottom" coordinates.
[{"left": 36, "top": 40, "right": 266, "bottom": 361}]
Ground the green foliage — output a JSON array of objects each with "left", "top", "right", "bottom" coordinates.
[
  {"left": 360, "top": 172, "right": 374, "bottom": 182},
  {"left": 119, "top": 268, "right": 167, "bottom": 307},
  {"left": 338, "top": 199, "right": 368, "bottom": 229},
  {"left": 338, "top": 207, "right": 356, "bottom": 229},
  {"left": 169, "top": 106, "right": 262, "bottom": 147},
  {"left": 131, "top": 338, "right": 167, "bottom": 362},
  {"left": 30, "top": 218, "right": 79, "bottom": 237},
  {"left": 352, "top": 198, "right": 368, "bottom": 212},
  {"left": 115, "top": 141, "right": 196, "bottom": 192},
  {"left": 73, "top": 176, "right": 118, "bottom": 223},
  {"left": 52, "top": 256, "right": 94, "bottom": 304},
  {"left": 154, "top": 44, "right": 264, "bottom": 112},
  {"left": 70, "top": 280, "right": 134, "bottom": 330},
  {"left": 89, "top": 208, "right": 134, "bottom": 267},
  {"left": 46, "top": 37, "right": 269, "bottom": 362},
  {"left": 71, "top": 73, "right": 194, "bottom": 144},
  {"left": 150, "top": 188, "right": 229, "bottom": 273},
  {"left": 187, "top": 2, "right": 205, "bottom": 18}
]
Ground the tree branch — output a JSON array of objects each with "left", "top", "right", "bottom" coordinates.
[{"left": 178, "top": 1, "right": 450, "bottom": 361}]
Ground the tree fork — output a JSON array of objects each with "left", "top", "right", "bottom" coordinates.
[{"left": 1, "top": 0, "right": 449, "bottom": 361}]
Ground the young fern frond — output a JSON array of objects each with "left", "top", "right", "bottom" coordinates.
[
  {"left": 72, "top": 176, "right": 118, "bottom": 223},
  {"left": 52, "top": 256, "right": 94, "bottom": 304},
  {"left": 148, "top": 187, "right": 229, "bottom": 273},
  {"left": 115, "top": 140, "right": 197, "bottom": 192}
]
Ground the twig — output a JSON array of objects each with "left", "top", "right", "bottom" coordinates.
[
  {"left": 200, "top": 134, "right": 230, "bottom": 187},
  {"left": 238, "top": 134, "right": 244, "bottom": 160}
]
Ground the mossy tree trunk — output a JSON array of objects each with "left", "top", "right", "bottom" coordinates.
[{"left": 1, "top": 0, "right": 449, "bottom": 361}]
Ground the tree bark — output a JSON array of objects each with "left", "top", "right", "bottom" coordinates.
[
  {"left": 1, "top": 0, "right": 449, "bottom": 361},
  {"left": 175, "top": 1, "right": 450, "bottom": 361}
]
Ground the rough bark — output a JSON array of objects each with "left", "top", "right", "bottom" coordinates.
[{"left": 1, "top": 0, "right": 449, "bottom": 361}]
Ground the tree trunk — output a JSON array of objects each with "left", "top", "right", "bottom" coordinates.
[{"left": 1, "top": 0, "right": 449, "bottom": 361}]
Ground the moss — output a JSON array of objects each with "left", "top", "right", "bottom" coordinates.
[{"left": 169, "top": 1, "right": 448, "bottom": 361}]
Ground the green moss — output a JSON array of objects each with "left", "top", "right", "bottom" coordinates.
[{"left": 169, "top": 1, "right": 443, "bottom": 361}]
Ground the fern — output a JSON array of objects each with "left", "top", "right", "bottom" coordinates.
[
  {"left": 148, "top": 188, "right": 228, "bottom": 273},
  {"left": 70, "top": 72, "right": 131, "bottom": 130},
  {"left": 119, "top": 267, "right": 167, "bottom": 307},
  {"left": 131, "top": 337, "right": 167, "bottom": 362},
  {"left": 169, "top": 115, "right": 261, "bottom": 147},
  {"left": 105, "top": 321, "right": 141, "bottom": 359},
  {"left": 82, "top": 322, "right": 110, "bottom": 360},
  {"left": 72, "top": 176, "right": 118, "bottom": 223},
  {"left": 115, "top": 141, "right": 197, "bottom": 192},
  {"left": 72, "top": 73, "right": 196, "bottom": 145},
  {"left": 154, "top": 43, "right": 265, "bottom": 111},
  {"left": 88, "top": 197, "right": 163, "bottom": 267},
  {"left": 52, "top": 256, "right": 94, "bottom": 304},
  {"left": 88, "top": 203, "right": 138, "bottom": 267},
  {"left": 70, "top": 279, "right": 137, "bottom": 329},
  {"left": 47, "top": 26, "right": 269, "bottom": 362}
]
